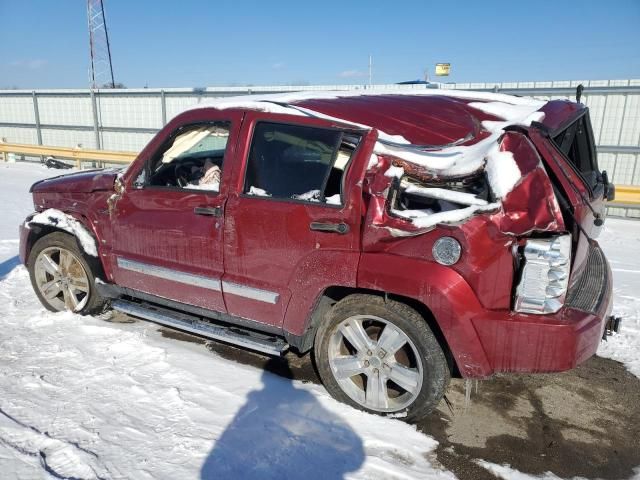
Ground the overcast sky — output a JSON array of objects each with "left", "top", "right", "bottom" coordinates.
[{"left": 1, "top": 0, "right": 639, "bottom": 89}]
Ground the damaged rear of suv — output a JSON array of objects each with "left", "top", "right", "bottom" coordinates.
[
  {"left": 20, "top": 89, "right": 617, "bottom": 420},
  {"left": 358, "top": 93, "right": 617, "bottom": 381}
]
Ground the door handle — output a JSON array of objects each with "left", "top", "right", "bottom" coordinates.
[
  {"left": 194, "top": 206, "right": 222, "bottom": 217},
  {"left": 309, "top": 222, "right": 350, "bottom": 234}
]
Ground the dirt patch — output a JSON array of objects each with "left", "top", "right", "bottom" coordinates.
[
  {"left": 419, "top": 356, "right": 640, "bottom": 480},
  {"left": 162, "top": 327, "right": 640, "bottom": 479}
]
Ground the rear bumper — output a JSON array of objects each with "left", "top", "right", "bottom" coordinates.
[{"left": 472, "top": 244, "right": 613, "bottom": 374}]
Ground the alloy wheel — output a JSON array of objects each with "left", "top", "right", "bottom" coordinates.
[
  {"left": 34, "top": 246, "right": 90, "bottom": 312},
  {"left": 327, "top": 314, "right": 424, "bottom": 413}
]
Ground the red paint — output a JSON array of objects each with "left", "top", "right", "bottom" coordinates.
[
  {"left": 293, "top": 95, "right": 488, "bottom": 146},
  {"left": 21, "top": 96, "right": 614, "bottom": 379},
  {"left": 31, "top": 169, "right": 118, "bottom": 194},
  {"left": 496, "top": 131, "right": 565, "bottom": 235},
  {"left": 538, "top": 100, "right": 586, "bottom": 132},
  {"left": 472, "top": 256, "right": 612, "bottom": 373}
]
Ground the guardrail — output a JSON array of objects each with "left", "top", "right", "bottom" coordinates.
[
  {"left": 1, "top": 141, "right": 638, "bottom": 209},
  {"left": 0, "top": 142, "right": 136, "bottom": 168},
  {"left": 612, "top": 186, "right": 640, "bottom": 207}
]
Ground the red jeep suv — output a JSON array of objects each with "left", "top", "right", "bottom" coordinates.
[{"left": 20, "top": 90, "right": 616, "bottom": 420}]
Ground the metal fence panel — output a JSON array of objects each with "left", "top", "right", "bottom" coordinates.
[
  {"left": 38, "top": 95, "right": 94, "bottom": 127},
  {"left": 165, "top": 95, "right": 205, "bottom": 120},
  {"left": 1, "top": 80, "right": 639, "bottom": 217},
  {"left": 0, "top": 125, "right": 38, "bottom": 144},
  {"left": 0, "top": 96, "right": 35, "bottom": 124},
  {"left": 96, "top": 95, "right": 163, "bottom": 129},
  {"left": 100, "top": 130, "right": 155, "bottom": 151},
  {"left": 41, "top": 128, "right": 97, "bottom": 149}
]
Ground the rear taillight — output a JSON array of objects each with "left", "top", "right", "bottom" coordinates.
[{"left": 514, "top": 234, "right": 572, "bottom": 314}]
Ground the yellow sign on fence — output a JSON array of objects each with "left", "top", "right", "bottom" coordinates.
[{"left": 435, "top": 63, "right": 451, "bottom": 76}]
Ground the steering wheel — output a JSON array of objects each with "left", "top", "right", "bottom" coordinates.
[{"left": 174, "top": 163, "right": 193, "bottom": 187}]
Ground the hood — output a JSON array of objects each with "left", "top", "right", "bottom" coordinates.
[{"left": 30, "top": 169, "right": 119, "bottom": 194}]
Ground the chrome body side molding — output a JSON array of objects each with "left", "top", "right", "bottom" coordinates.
[
  {"left": 117, "top": 257, "right": 222, "bottom": 291},
  {"left": 221, "top": 281, "right": 279, "bottom": 304},
  {"left": 116, "top": 257, "right": 280, "bottom": 304}
]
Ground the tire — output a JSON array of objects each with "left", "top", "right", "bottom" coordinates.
[
  {"left": 27, "top": 231, "right": 107, "bottom": 315},
  {"left": 314, "top": 294, "right": 450, "bottom": 421}
]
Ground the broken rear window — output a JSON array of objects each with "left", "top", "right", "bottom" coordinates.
[{"left": 552, "top": 114, "right": 599, "bottom": 190}]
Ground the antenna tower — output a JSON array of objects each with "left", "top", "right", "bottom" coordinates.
[{"left": 87, "top": 0, "right": 115, "bottom": 88}]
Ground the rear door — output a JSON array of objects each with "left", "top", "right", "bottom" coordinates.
[
  {"left": 222, "top": 114, "right": 364, "bottom": 328},
  {"left": 110, "top": 111, "right": 243, "bottom": 312}
]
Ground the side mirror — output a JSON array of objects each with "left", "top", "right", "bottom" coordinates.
[{"left": 601, "top": 170, "right": 615, "bottom": 201}]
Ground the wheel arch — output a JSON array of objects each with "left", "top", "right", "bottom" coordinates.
[
  {"left": 286, "top": 285, "right": 461, "bottom": 377},
  {"left": 25, "top": 219, "right": 107, "bottom": 282}
]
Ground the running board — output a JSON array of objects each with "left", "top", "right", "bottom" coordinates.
[{"left": 111, "top": 299, "right": 289, "bottom": 356}]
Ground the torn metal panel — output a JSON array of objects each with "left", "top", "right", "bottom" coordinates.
[
  {"left": 363, "top": 130, "right": 565, "bottom": 244},
  {"left": 495, "top": 132, "right": 565, "bottom": 235}
]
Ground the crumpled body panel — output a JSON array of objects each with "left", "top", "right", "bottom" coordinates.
[
  {"left": 30, "top": 169, "right": 118, "bottom": 194},
  {"left": 495, "top": 131, "right": 565, "bottom": 235},
  {"left": 363, "top": 130, "right": 565, "bottom": 249}
]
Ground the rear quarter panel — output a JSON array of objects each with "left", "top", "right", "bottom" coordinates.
[{"left": 357, "top": 253, "right": 493, "bottom": 377}]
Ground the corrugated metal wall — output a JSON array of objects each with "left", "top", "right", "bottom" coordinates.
[{"left": 1, "top": 80, "right": 639, "bottom": 216}]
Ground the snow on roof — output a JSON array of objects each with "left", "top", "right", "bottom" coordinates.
[
  {"left": 182, "top": 89, "right": 547, "bottom": 229},
  {"left": 182, "top": 90, "right": 545, "bottom": 177},
  {"left": 184, "top": 87, "right": 543, "bottom": 113}
]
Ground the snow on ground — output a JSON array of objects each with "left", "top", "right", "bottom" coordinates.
[
  {"left": 597, "top": 218, "right": 640, "bottom": 377},
  {"left": 0, "top": 162, "right": 58, "bottom": 278},
  {"left": 1, "top": 161, "right": 639, "bottom": 480},
  {"left": 0, "top": 162, "right": 57, "bottom": 239},
  {"left": 0, "top": 162, "right": 455, "bottom": 479}
]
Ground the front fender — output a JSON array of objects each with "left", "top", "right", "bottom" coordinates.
[
  {"left": 28, "top": 208, "right": 99, "bottom": 257},
  {"left": 357, "top": 252, "right": 493, "bottom": 377},
  {"left": 23, "top": 209, "right": 110, "bottom": 283}
]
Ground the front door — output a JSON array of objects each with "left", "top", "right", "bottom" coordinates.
[{"left": 110, "top": 112, "right": 242, "bottom": 312}]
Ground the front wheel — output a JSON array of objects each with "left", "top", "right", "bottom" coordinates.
[
  {"left": 314, "top": 294, "right": 450, "bottom": 421},
  {"left": 28, "top": 232, "right": 106, "bottom": 314}
]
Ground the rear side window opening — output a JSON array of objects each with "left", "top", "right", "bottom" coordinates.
[
  {"left": 243, "top": 122, "right": 361, "bottom": 205},
  {"left": 552, "top": 114, "right": 600, "bottom": 191}
]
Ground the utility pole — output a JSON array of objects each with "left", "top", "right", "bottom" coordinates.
[
  {"left": 87, "top": 0, "right": 116, "bottom": 89},
  {"left": 368, "top": 55, "right": 373, "bottom": 86}
]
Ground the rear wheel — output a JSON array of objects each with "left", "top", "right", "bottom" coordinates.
[
  {"left": 28, "top": 232, "right": 106, "bottom": 314},
  {"left": 314, "top": 294, "right": 449, "bottom": 421}
]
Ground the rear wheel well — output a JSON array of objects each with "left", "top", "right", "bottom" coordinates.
[{"left": 290, "top": 286, "right": 460, "bottom": 378}]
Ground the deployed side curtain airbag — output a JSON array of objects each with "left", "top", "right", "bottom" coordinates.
[{"left": 162, "top": 127, "right": 215, "bottom": 164}]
